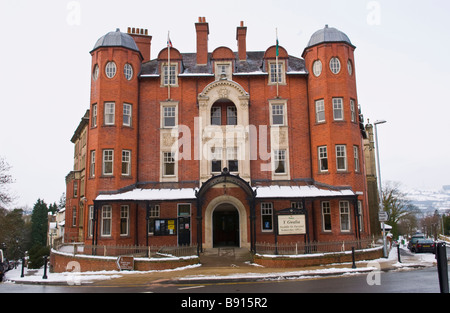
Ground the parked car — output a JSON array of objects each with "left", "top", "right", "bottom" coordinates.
[
  {"left": 0, "top": 249, "right": 9, "bottom": 281},
  {"left": 408, "top": 233, "right": 425, "bottom": 251},
  {"left": 413, "top": 239, "right": 436, "bottom": 253}
]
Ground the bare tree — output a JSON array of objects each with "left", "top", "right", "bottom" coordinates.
[
  {"left": 382, "top": 181, "right": 420, "bottom": 238},
  {"left": 0, "top": 157, "right": 15, "bottom": 207}
]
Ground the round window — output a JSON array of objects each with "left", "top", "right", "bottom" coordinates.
[
  {"left": 105, "top": 61, "right": 117, "bottom": 78},
  {"left": 347, "top": 60, "right": 353, "bottom": 76},
  {"left": 124, "top": 63, "right": 133, "bottom": 80},
  {"left": 313, "top": 60, "right": 322, "bottom": 77},
  {"left": 92, "top": 64, "right": 99, "bottom": 81},
  {"left": 329, "top": 57, "right": 341, "bottom": 74}
]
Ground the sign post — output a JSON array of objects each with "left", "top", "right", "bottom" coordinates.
[
  {"left": 117, "top": 256, "right": 134, "bottom": 271},
  {"left": 274, "top": 207, "right": 309, "bottom": 255}
]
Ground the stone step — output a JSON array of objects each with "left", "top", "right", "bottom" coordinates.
[{"left": 200, "top": 247, "right": 253, "bottom": 266}]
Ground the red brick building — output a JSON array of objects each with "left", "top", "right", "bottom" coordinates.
[{"left": 65, "top": 18, "right": 370, "bottom": 253}]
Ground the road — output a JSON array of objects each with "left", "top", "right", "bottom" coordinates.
[{"left": 0, "top": 266, "right": 443, "bottom": 293}]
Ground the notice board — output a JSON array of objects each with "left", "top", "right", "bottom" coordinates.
[{"left": 154, "top": 219, "right": 177, "bottom": 236}]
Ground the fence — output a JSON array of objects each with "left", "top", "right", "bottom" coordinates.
[
  {"left": 56, "top": 243, "right": 198, "bottom": 258},
  {"left": 255, "top": 238, "right": 380, "bottom": 255}
]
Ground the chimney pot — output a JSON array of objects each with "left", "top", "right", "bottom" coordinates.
[
  {"left": 195, "top": 17, "right": 209, "bottom": 65},
  {"left": 236, "top": 22, "right": 247, "bottom": 61}
]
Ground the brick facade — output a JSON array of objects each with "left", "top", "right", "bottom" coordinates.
[{"left": 64, "top": 19, "right": 371, "bottom": 254}]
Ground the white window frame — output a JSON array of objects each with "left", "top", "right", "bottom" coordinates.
[
  {"left": 161, "top": 104, "right": 177, "bottom": 128},
  {"left": 210, "top": 147, "right": 223, "bottom": 174},
  {"left": 73, "top": 181, "right": 78, "bottom": 198},
  {"left": 124, "top": 63, "right": 133, "bottom": 80},
  {"left": 322, "top": 201, "right": 332, "bottom": 232},
  {"left": 105, "top": 61, "right": 117, "bottom": 78},
  {"left": 353, "top": 145, "right": 360, "bottom": 173},
  {"left": 339, "top": 201, "right": 351, "bottom": 232},
  {"left": 210, "top": 106, "right": 222, "bottom": 126},
  {"left": 91, "top": 104, "right": 97, "bottom": 127},
  {"left": 148, "top": 205, "right": 160, "bottom": 235},
  {"left": 101, "top": 205, "right": 112, "bottom": 237},
  {"left": 163, "top": 151, "right": 176, "bottom": 176},
  {"left": 336, "top": 145, "right": 347, "bottom": 171},
  {"left": 90, "top": 150, "right": 95, "bottom": 177},
  {"left": 268, "top": 60, "right": 285, "bottom": 85},
  {"left": 102, "top": 149, "right": 114, "bottom": 176},
  {"left": 88, "top": 205, "right": 94, "bottom": 237},
  {"left": 273, "top": 149, "right": 287, "bottom": 174},
  {"left": 122, "top": 150, "right": 131, "bottom": 176},
  {"left": 227, "top": 105, "right": 237, "bottom": 126},
  {"left": 350, "top": 99, "right": 356, "bottom": 123},
  {"left": 123, "top": 103, "right": 132, "bottom": 127},
  {"left": 271, "top": 103, "right": 285, "bottom": 126},
  {"left": 120, "top": 205, "right": 129, "bottom": 236},
  {"left": 347, "top": 59, "right": 353, "bottom": 76},
  {"left": 178, "top": 203, "right": 191, "bottom": 217},
  {"left": 313, "top": 60, "right": 322, "bottom": 77},
  {"left": 329, "top": 57, "right": 341, "bottom": 74},
  {"left": 315, "top": 99, "right": 325, "bottom": 123},
  {"left": 333, "top": 98, "right": 343, "bottom": 121},
  {"left": 104, "top": 102, "right": 115, "bottom": 125},
  {"left": 92, "top": 64, "right": 99, "bottom": 81},
  {"left": 162, "top": 63, "right": 177, "bottom": 86},
  {"left": 261, "top": 202, "right": 273, "bottom": 232},
  {"left": 226, "top": 147, "right": 239, "bottom": 173},
  {"left": 318, "top": 146, "right": 328, "bottom": 172},
  {"left": 72, "top": 206, "right": 77, "bottom": 227}
]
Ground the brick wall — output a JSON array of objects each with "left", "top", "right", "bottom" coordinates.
[{"left": 50, "top": 250, "right": 199, "bottom": 273}]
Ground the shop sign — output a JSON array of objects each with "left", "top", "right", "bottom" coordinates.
[{"left": 278, "top": 215, "right": 306, "bottom": 235}]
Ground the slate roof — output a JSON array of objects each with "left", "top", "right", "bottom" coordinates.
[
  {"left": 91, "top": 29, "right": 140, "bottom": 53},
  {"left": 140, "top": 51, "right": 307, "bottom": 77},
  {"left": 306, "top": 25, "right": 354, "bottom": 49}
]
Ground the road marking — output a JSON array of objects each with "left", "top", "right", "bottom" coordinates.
[{"left": 178, "top": 285, "right": 205, "bottom": 290}]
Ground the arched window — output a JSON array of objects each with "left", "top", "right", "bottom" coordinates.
[{"left": 210, "top": 101, "right": 237, "bottom": 126}]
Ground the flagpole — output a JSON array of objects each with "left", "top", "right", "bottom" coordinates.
[
  {"left": 276, "top": 28, "right": 279, "bottom": 98},
  {"left": 167, "top": 31, "right": 171, "bottom": 100}
]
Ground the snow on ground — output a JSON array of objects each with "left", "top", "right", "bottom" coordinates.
[
  {"left": 3, "top": 241, "right": 442, "bottom": 285},
  {"left": 3, "top": 263, "right": 202, "bottom": 285}
]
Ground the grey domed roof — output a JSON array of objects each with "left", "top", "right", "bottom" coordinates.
[
  {"left": 306, "top": 25, "right": 354, "bottom": 48},
  {"left": 91, "top": 28, "right": 140, "bottom": 53}
]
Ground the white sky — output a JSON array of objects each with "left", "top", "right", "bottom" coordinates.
[{"left": 0, "top": 0, "right": 449, "bottom": 209}]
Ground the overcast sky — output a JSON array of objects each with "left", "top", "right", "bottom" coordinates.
[{"left": 0, "top": 0, "right": 449, "bottom": 209}]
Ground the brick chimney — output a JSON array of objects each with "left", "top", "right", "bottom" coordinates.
[
  {"left": 127, "top": 27, "right": 152, "bottom": 62},
  {"left": 236, "top": 21, "right": 247, "bottom": 61},
  {"left": 195, "top": 17, "right": 209, "bottom": 65}
]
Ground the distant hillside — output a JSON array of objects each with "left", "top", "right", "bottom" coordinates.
[{"left": 405, "top": 186, "right": 450, "bottom": 214}]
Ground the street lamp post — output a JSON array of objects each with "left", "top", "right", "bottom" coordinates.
[{"left": 374, "top": 119, "right": 387, "bottom": 258}]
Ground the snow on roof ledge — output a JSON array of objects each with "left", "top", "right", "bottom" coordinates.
[
  {"left": 255, "top": 185, "right": 355, "bottom": 198},
  {"left": 94, "top": 185, "right": 355, "bottom": 202},
  {"left": 95, "top": 188, "right": 197, "bottom": 201}
]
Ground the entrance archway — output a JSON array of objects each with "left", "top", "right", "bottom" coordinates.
[{"left": 213, "top": 203, "right": 239, "bottom": 247}]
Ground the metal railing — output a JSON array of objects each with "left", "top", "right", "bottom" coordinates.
[{"left": 255, "top": 238, "right": 381, "bottom": 255}]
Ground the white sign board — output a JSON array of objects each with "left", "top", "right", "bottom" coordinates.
[
  {"left": 378, "top": 211, "right": 389, "bottom": 222},
  {"left": 278, "top": 215, "right": 306, "bottom": 235}
]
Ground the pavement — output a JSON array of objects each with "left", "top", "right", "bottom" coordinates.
[{"left": 3, "top": 246, "right": 439, "bottom": 287}]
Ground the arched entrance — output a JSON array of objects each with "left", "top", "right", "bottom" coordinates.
[{"left": 213, "top": 203, "right": 239, "bottom": 247}]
